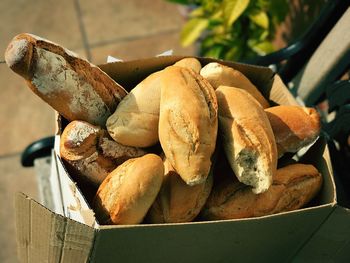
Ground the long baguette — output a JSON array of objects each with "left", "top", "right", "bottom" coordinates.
[{"left": 5, "top": 33, "right": 127, "bottom": 126}]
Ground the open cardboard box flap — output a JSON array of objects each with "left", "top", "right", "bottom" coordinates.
[{"left": 15, "top": 56, "right": 338, "bottom": 263}]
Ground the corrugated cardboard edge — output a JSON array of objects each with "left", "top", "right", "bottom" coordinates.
[{"left": 15, "top": 192, "right": 95, "bottom": 263}]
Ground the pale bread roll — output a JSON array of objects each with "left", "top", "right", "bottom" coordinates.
[
  {"left": 146, "top": 157, "right": 213, "bottom": 223},
  {"left": 265, "top": 105, "right": 321, "bottom": 157},
  {"left": 200, "top": 62, "right": 270, "bottom": 108},
  {"left": 173, "top": 57, "right": 202, "bottom": 73},
  {"left": 93, "top": 154, "right": 164, "bottom": 225},
  {"left": 107, "top": 70, "right": 163, "bottom": 147},
  {"left": 5, "top": 33, "right": 127, "bottom": 126},
  {"left": 60, "top": 120, "right": 146, "bottom": 187},
  {"left": 201, "top": 163, "right": 322, "bottom": 220},
  {"left": 216, "top": 86, "right": 277, "bottom": 194},
  {"left": 159, "top": 66, "right": 218, "bottom": 186},
  {"left": 106, "top": 57, "right": 202, "bottom": 147}
]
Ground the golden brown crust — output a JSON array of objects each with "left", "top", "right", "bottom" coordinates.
[
  {"left": 265, "top": 105, "right": 321, "bottom": 157},
  {"left": 159, "top": 66, "right": 218, "bottom": 186},
  {"left": 202, "top": 163, "right": 322, "bottom": 220},
  {"left": 215, "top": 86, "right": 277, "bottom": 194},
  {"left": 200, "top": 62, "right": 270, "bottom": 108},
  {"left": 173, "top": 57, "right": 202, "bottom": 73},
  {"left": 93, "top": 154, "right": 164, "bottom": 225},
  {"left": 5, "top": 33, "right": 127, "bottom": 126},
  {"left": 146, "top": 157, "right": 213, "bottom": 223},
  {"left": 60, "top": 120, "right": 146, "bottom": 187},
  {"left": 106, "top": 70, "right": 163, "bottom": 147}
]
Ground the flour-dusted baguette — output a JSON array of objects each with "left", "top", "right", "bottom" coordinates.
[
  {"left": 201, "top": 163, "right": 322, "bottom": 220},
  {"left": 106, "top": 57, "right": 202, "bottom": 147},
  {"left": 216, "top": 86, "right": 277, "bottom": 194},
  {"left": 146, "top": 156, "right": 213, "bottom": 223},
  {"left": 5, "top": 33, "right": 127, "bottom": 126},
  {"left": 159, "top": 66, "right": 218, "bottom": 186},
  {"left": 60, "top": 120, "right": 146, "bottom": 187},
  {"left": 265, "top": 105, "right": 321, "bottom": 157},
  {"left": 200, "top": 62, "right": 270, "bottom": 108},
  {"left": 93, "top": 154, "right": 164, "bottom": 225}
]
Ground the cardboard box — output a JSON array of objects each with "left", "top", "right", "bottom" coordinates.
[{"left": 15, "top": 56, "right": 337, "bottom": 263}]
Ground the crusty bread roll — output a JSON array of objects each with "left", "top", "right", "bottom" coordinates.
[
  {"left": 60, "top": 120, "right": 146, "bottom": 187},
  {"left": 159, "top": 66, "right": 218, "bottom": 186},
  {"left": 200, "top": 62, "right": 270, "bottom": 108},
  {"left": 5, "top": 33, "right": 127, "bottom": 126},
  {"left": 201, "top": 163, "right": 322, "bottom": 220},
  {"left": 107, "top": 70, "right": 163, "bottom": 147},
  {"left": 146, "top": 156, "right": 213, "bottom": 223},
  {"left": 106, "top": 58, "right": 202, "bottom": 147},
  {"left": 216, "top": 86, "right": 277, "bottom": 194},
  {"left": 93, "top": 154, "right": 164, "bottom": 225},
  {"left": 173, "top": 57, "right": 202, "bottom": 73},
  {"left": 265, "top": 105, "right": 321, "bottom": 157}
]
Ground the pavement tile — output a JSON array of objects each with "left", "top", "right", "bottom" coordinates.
[
  {"left": 0, "top": 0, "right": 84, "bottom": 58},
  {"left": 90, "top": 31, "right": 196, "bottom": 65},
  {"left": 78, "top": 0, "right": 187, "bottom": 47}
]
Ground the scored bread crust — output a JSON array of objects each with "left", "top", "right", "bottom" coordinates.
[
  {"left": 106, "top": 57, "right": 202, "bottom": 148},
  {"left": 265, "top": 105, "right": 321, "bottom": 157},
  {"left": 215, "top": 86, "right": 277, "bottom": 194},
  {"left": 200, "top": 62, "right": 270, "bottom": 108},
  {"left": 93, "top": 154, "right": 164, "bottom": 225},
  {"left": 146, "top": 157, "right": 213, "bottom": 223},
  {"left": 158, "top": 66, "right": 218, "bottom": 186},
  {"left": 201, "top": 163, "right": 322, "bottom": 220},
  {"left": 5, "top": 33, "right": 127, "bottom": 126}
]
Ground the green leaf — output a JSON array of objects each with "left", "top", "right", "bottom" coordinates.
[
  {"left": 180, "top": 18, "right": 209, "bottom": 47},
  {"left": 249, "top": 10, "right": 269, "bottom": 29},
  {"left": 202, "top": 45, "right": 223, "bottom": 59},
  {"left": 222, "top": 0, "right": 250, "bottom": 28},
  {"left": 250, "top": 41, "right": 275, "bottom": 55}
]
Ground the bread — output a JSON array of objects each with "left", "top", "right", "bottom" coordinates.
[
  {"left": 93, "top": 154, "right": 164, "bottom": 225},
  {"left": 201, "top": 163, "right": 322, "bottom": 220},
  {"left": 107, "top": 70, "right": 163, "bottom": 147},
  {"left": 159, "top": 66, "right": 218, "bottom": 185},
  {"left": 60, "top": 120, "right": 146, "bottom": 187},
  {"left": 215, "top": 86, "right": 277, "bottom": 194},
  {"left": 173, "top": 57, "right": 202, "bottom": 73},
  {"left": 146, "top": 156, "right": 213, "bottom": 223},
  {"left": 5, "top": 33, "right": 127, "bottom": 126},
  {"left": 200, "top": 62, "right": 270, "bottom": 108},
  {"left": 265, "top": 105, "right": 321, "bottom": 157},
  {"left": 106, "top": 58, "right": 202, "bottom": 147}
]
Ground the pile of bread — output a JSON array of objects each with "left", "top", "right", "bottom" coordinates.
[{"left": 5, "top": 33, "right": 322, "bottom": 225}]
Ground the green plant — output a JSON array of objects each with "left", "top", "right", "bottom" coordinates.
[{"left": 169, "top": 0, "right": 289, "bottom": 61}]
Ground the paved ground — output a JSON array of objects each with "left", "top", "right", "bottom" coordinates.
[{"left": 0, "top": 1, "right": 194, "bottom": 262}]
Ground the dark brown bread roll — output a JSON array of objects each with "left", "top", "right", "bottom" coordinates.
[
  {"left": 201, "top": 163, "right": 322, "bottom": 220},
  {"left": 146, "top": 157, "right": 213, "bottom": 223},
  {"left": 60, "top": 120, "right": 146, "bottom": 187}
]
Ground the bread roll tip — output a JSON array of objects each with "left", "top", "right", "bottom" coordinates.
[{"left": 5, "top": 36, "right": 33, "bottom": 79}]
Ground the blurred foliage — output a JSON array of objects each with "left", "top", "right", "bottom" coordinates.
[{"left": 169, "top": 0, "right": 289, "bottom": 61}]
